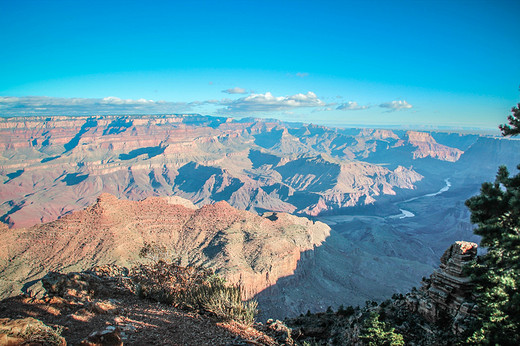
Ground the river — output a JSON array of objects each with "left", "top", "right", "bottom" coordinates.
[
  {"left": 318, "top": 178, "right": 452, "bottom": 224},
  {"left": 390, "top": 178, "right": 452, "bottom": 219}
]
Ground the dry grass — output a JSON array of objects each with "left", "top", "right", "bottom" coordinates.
[
  {"left": 131, "top": 261, "right": 258, "bottom": 325},
  {"left": 19, "top": 324, "right": 64, "bottom": 346}
]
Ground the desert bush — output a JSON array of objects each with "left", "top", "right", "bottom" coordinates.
[
  {"left": 130, "top": 260, "right": 257, "bottom": 324},
  {"left": 138, "top": 241, "right": 177, "bottom": 263},
  {"left": 186, "top": 275, "right": 258, "bottom": 325},
  {"left": 131, "top": 260, "right": 208, "bottom": 304},
  {"left": 19, "top": 324, "right": 64, "bottom": 346}
]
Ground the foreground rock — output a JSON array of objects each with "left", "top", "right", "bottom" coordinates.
[
  {"left": 406, "top": 240, "right": 478, "bottom": 333},
  {"left": 0, "top": 194, "right": 330, "bottom": 301},
  {"left": 80, "top": 326, "right": 123, "bottom": 346},
  {"left": 41, "top": 265, "right": 133, "bottom": 301}
]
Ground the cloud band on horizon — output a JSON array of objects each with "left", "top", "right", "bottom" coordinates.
[
  {"left": 1, "top": 94, "right": 414, "bottom": 117},
  {"left": 0, "top": 96, "right": 193, "bottom": 115},
  {"left": 0, "top": 92, "right": 327, "bottom": 116}
]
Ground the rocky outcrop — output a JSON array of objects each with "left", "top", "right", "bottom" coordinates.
[
  {"left": 407, "top": 131, "right": 463, "bottom": 162},
  {"left": 42, "top": 265, "right": 133, "bottom": 301},
  {"left": 0, "top": 194, "right": 330, "bottom": 301},
  {"left": 406, "top": 241, "right": 478, "bottom": 333}
]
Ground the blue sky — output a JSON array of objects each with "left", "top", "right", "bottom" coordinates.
[{"left": 1, "top": 0, "right": 519, "bottom": 129}]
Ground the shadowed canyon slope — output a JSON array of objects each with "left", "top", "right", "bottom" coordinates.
[
  {"left": 3, "top": 114, "right": 516, "bottom": 229},
  {"left": 0, "top": 194, "right": 330, "bottom": 300}
]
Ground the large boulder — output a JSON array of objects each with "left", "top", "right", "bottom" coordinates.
[{"left": 80, "top": 326, "right": 123, "bottom": 346}]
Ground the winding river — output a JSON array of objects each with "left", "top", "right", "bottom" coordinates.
[
  {"left": 389, "top": 178, "right": 452, "bottom": 219},
  {"left": 317, "top": 178, "right": 453, "bottom": 225}
]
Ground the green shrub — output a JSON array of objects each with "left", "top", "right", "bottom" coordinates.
[
  {"left": 186, "top": 275, "right": 258, "bottom": 325},
  {"left": 131, "top": 261, "right": 257, "bottom": 324},
  {"left": 359, "top": 312, "right": 404, "bottom": 346},
  {"left": 337, "top": 305, "right": 355, "bottom": 317}
]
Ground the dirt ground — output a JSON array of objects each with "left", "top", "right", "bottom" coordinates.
[{"left": 0, "top": 294, "right": 281, "bottom": 345}]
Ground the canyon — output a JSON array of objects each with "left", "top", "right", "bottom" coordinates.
[
  {"left": 0, "top": 114, "right": 462, "bottom": 229},
  {"left": 1, "top": 114, "right": 520, "bottom": 318}
]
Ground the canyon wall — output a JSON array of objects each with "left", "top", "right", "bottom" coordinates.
[{"left": 0, "top": 114, "right": 485, "bottom": 229}]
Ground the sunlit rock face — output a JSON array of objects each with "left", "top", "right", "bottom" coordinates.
[
  {"left": 0, "top": 194, "right": 330, "bottom": 301},
  {"left": 406, "top": 131, "right": 463, "bottom": 161}
]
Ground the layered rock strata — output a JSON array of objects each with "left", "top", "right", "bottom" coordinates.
[
  {"left": 0, "top": 114, "right": 476, "bottom": 228},
  {"left": 407, "top": 131, "right": 463, "bottom": 162},
  {"left": 406, "top": 241, "right": 478, "bottom": 333}
]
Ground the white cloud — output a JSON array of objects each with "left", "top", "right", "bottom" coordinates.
[
  {"left": 222, "top": 87, "right": 248, "bottom": 94},
  {"left": 379, "top": 100, "right": 413, "bottom": 111},
  {"left": 190, "top": 99, "right": 221, "bottom": 105},
  {"left": 101, "top": 96, "right": 158, "bottom": 105},
  {"left": 0, "top": 96, "right": 191, "bottom": 115},
  {"left": 219, "top": 91, "right": 325, "bottom": 113},
  {"left": 0, "top": 93, "right": 344, "bottom": 117},
  {"left": 336, "top": 101, "right": 369, "bottom": 111},
  {"left": 296, "top": 72, "right": 309, "bottom": 78}
]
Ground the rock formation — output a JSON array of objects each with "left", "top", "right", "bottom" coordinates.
[
  {"left": 0, "top": 317, "right": 66, "bottom": 345},
  {"left": 0, "top": 193, "right": 330, "bottom": 301},
  {"left": 406, "top": 240, "right": 478, "bottom": 333},
  {"left": 406, "top": 130, "right": 463, "bottom": 162}
]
